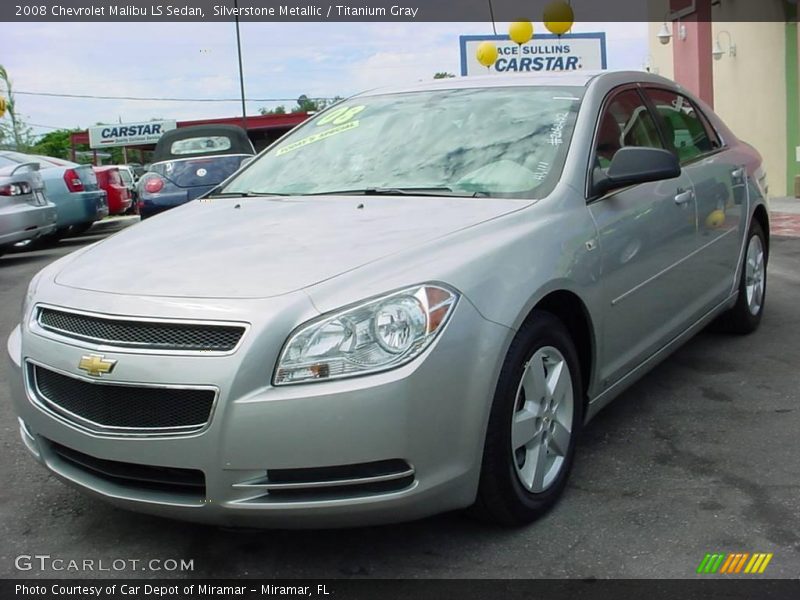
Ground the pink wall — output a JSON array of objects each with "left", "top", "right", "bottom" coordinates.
[{"left": 671, "top": 0, "right": 714, "bottom": 107}]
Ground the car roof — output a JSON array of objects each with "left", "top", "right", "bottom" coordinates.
[{"left": 354, "top": 70, "right": 677, "bottom": 98}]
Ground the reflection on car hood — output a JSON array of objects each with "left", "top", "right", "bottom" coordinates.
[{"left": 54, "top": 195, "right": 528, "bottom": 298}]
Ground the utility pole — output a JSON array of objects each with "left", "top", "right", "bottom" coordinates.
[
  {"left": 119, "top": 116, "right": 128, "bottom": 164},
  {"left": 234, "top": 0, "right": 247, "bottom": 130}
]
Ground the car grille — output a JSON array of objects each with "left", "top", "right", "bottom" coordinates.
[
  {"left": 233, "top": 459, "right": 416, "bottom": 503},
  {"left": 37, "top": 307, "right": 245, "bottom": 352},
  {"left": 31, "top": 364, "right": 215, "bottom": 435},
  {"left": 47, "top": 439, "right": 206, "bottom": 499}
]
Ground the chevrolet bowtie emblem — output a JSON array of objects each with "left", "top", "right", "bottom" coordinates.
[{"left": 78, "top": 354, "right": 117, "bottom": 377}]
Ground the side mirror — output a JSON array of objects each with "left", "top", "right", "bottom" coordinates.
[{"left": 593, "top": 147, "right": 681, "bottom": 197}]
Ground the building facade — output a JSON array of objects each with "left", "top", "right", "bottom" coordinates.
[{"left": 648, "top": 0, "right": 799, "bottom": 197}]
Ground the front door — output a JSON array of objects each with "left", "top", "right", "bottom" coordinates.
[{"left": 588, "top": 87, "right": 699, "bottom": 388}]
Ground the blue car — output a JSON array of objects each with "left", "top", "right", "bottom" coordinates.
[
  {"left": 137, "top": 125, "right": 255, "bottom": 219},
  {"left": 0, "top": 151, "right": 108, "bottom": 238}
]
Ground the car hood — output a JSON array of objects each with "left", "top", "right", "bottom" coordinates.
[{"left": 54, "top": 195, "right": 529, "bottom": 298}]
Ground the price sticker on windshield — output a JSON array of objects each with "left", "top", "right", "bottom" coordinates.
[
  {"left": 316, "top": 105, "right": 366, "bottom": 127},
  {"left": 276, "top": 121, "right": 360, "bottom": 157}
]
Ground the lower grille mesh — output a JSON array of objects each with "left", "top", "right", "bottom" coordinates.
[{"left": 33, "top": 365, "right": 215, "bottom": 432}]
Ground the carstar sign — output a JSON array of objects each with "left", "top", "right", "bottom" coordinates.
[{"left": 88, "top": 120, "right": 177, "bottom": 149}]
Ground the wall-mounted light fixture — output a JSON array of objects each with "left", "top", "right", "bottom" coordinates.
[
  {"left": 712, "top": 30, "right": 737, "bottom": 60},
  {"left": 656, "top": 18, "right": 687, "bottom": 46}
]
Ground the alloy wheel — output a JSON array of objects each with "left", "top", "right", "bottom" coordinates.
[
  {"left": 511, "top": 346, "right": 574, "bottom": 493},
  {"left": 745, "top": 234, "right": 765, "bottom": 316}
]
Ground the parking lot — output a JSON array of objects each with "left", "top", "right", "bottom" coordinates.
[{"left": 0, "top": 216, "right": 798, "bottom": 580}]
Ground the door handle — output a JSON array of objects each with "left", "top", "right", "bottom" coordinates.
[
  {"left": 674, "top": 189, "right": 694, "bottom": 205},
  {"left": 731, "top": 167, "right": 746, "bottom": 180}
]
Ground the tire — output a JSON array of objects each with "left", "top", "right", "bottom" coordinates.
[
  {"left": 69, "top": 222, "right": 94, "bottom": 236},
  {"left": 713, "top": 221, "right": 767, "bottom": 334},
  {"left": 470, "top": 311, "right": 584, "bottom": 525}
]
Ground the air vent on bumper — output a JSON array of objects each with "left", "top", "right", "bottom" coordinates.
[{"left": 232, "top": 459, "right": 415, "bottom": 503}]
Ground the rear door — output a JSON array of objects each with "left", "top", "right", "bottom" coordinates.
[
  {"left": 643, "top": 87, "right": 748, "bottom": 310},
  {"left": 588, "top": 86, "right": 700, "bottom": 387}
]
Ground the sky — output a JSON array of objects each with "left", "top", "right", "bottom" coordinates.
[{"left": 0, "top": 21, "right": 648, "bottom": 137}]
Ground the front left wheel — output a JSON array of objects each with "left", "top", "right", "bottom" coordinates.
[{"left": 471, "top": 311, "right": 584, "bottom": 525}]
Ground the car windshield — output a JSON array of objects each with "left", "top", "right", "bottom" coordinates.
[{"left": 220, "top": 86, "right": 583, "bottom": 198}]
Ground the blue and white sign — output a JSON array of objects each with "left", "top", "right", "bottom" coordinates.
[
  {"left": 460, "top": 33, "right": 607, "bottom": 77},
  {"left": 89, "top": 120, "right": 177, "bottom": 148}
]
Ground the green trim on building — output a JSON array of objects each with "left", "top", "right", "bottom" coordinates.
[{"left": 786, "top": 3, "right": 799, "bottom": 196}]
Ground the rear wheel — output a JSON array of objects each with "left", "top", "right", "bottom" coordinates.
[
  {"left": 714, "top": 221, "right": 767, "bottom": 334},
  {"left": 69, "top": 222, "right": 94, "bottom": 236},
  {"left": 471, "top": 311, "right": 583, "bottom": 525}
]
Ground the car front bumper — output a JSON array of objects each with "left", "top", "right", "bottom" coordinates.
[{"left": 6, "top": 290, "right": 511, "bottom": 528}]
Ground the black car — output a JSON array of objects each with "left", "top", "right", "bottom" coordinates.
[{"left": 137, "top": 125, "right": 255, "bottom": 219}]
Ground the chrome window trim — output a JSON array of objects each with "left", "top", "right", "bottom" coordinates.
[
  {"left": 24, "top": 358, "right": 220, "bottom": 438},
  {"left": 31, "top": 303, "right": 249, "bottom": 356}
]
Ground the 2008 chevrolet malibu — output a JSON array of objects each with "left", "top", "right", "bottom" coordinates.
[{"left": 6, "top": 71, "right": 769, "bottom": 527}]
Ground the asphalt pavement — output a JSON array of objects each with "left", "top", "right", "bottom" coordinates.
[{"left": 0, "top": 216, "right": 798, "bottom": 579}]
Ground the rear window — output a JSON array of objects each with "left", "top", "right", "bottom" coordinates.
[
  {"left": 119, "top": 169, "right": 133, "bottom": 185},
  {"left": 150, "top": 156, "right": 248, "bottom": 187},
  {"left": 170, "top": 136, "right": 232, "bottom": 156}
]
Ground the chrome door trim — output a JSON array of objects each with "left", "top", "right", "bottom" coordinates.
[{"left": 611, "top": 227, "right": 738, "bottom": 306}]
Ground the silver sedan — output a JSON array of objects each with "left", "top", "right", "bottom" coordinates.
[
  {"left": 0, "top": 156, "right": 57, "bottom": 256},
  {"left": 6, "top": 71, "right": 768, "bottom": 527}
]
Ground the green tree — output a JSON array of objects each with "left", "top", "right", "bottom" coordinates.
[
  {"left": 258, "top": 95, "right": 343, "bottom": 116},
  {"left": 259, "top": 105, "right": 287, "bottom": 115},
  {"left": 433, "top": 72, "right": 456, "bottom": 79},
  {"left": 30, "top": 128, "right": 80, "bottom": 159}
]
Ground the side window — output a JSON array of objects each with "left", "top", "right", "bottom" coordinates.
[
  {"left": 594, "top": 89, "right": 664, "bottom": 169},
  {"left": 645, "top": 89, "right": 720, "bottom": 164}
]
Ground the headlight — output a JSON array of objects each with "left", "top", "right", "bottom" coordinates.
[{"left": 274, "top": 284, "right": 459, "bottom": 385}]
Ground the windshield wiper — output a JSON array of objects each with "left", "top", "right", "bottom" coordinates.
[
  {"left": 306, "top": 187, "right": 486, "bottom": 198},
  {"left": 204, "top": 191, "right": 288, "bottom": 198}
]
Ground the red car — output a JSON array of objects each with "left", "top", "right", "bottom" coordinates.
[{"left": 93, "top": 166, "right": 132, "bottom": 215}]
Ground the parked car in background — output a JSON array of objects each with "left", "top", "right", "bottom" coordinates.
[
  {"left": 93, "top": 166, "right": 132, "bottom": 215},
  {"left": 0, "top": 156, "right": 57, "bottom": 257},
  {"left": 126, "top": 163, "right": 145, "bottom": 180},
  {"left": 117, "top": 165, "right": 138, "bottom": 214},
  {"left": 0, "top": 152, "right": 108, "bottom": 239},
  {"left": 6, "top": 72, "right": 769, "bottom": 527},
  {"left": 137, "top": 125, "right": 255, "bottom": 219}
]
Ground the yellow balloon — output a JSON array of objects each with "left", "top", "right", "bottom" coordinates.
[
  {"left": 706, "top": 209, "right": 726, "bottom": 229},
  {"left": 476, "top": 41, "right": 499, "bottom": 68},
  {"left": 509, "top": 21, "right": 534, "bottom": 45},
  {"left": 543, "top": 1, "right": 575, "bottom": 36}
]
